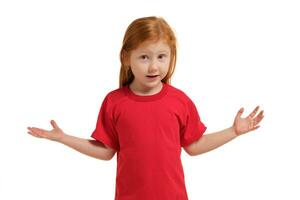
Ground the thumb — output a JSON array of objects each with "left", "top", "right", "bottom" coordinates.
[
  {"left": 50, "top": 120, "right": 60, "bottom": 129},
  {"left": 236, "top": 107, "right": 244, "bottom": 118}
]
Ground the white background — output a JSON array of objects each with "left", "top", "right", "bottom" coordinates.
[{"left": 1, "top": 0, "right": 299, "bottom": 199}]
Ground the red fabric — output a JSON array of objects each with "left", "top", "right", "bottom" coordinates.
[{"left": 91, "top": 83, "right": 207, "bottom": 200}]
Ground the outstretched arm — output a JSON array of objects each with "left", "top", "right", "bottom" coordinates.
[
  {"left": 27, "top": 120, "right": 116, "bottom": 160},
  {"left": 184, "top": 106, "right": 264, "bottom": 156}
]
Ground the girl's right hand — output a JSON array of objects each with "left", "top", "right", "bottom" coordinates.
[{"left": 27, "top": 120, "right": 65, "bottom": 142}]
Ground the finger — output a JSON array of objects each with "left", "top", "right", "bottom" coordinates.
[
  {"left": 257, "top": 114, "right": 264, "bottom": 125},
  {"left": 254, "top": 111, "right": 264, "bottom": 125},
  {"left": 27, "top": 127, "right": 47, "bottom": 137},
  {"left": 27, "top": 130, "right": 43, "bottom": 138},
  {"left": 50, "top": 120, "right": 59, "bottom": 129},
  {"left": 250, "top": 125, "right": 260, "bottom": 132},
  {"left": 247, "top": 106, "right": 260, "bottom": 118},
  {"left": 28, "top": 127, "right": 46, "bottom": 133}
]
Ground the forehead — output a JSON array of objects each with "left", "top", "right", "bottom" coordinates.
[{"left": 133, "top": 40, "right": 171, "bottom": 53}]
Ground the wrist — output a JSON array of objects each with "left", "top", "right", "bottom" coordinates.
[
  {"left": 55, "top": 132, "right": 68, "bottom": 143},
  {"left": 229, "top": 126, "right": 239, "bottom": 138}
]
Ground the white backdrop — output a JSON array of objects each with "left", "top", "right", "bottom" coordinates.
[{"left": 1, "top": 0, "right": 299, "bottom": 199}]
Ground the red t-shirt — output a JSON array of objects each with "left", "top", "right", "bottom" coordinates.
[{"left": 91, "top": 83, "right": 207, "bottom": 200}]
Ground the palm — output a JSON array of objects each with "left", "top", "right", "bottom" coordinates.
[
  {"left": 27, "top": 120, "right": 64, "bottom": 141},
  {"left": 233, "top": 106, "right": 264, "bottom": 135}
]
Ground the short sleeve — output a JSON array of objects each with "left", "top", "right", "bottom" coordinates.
[
  {"left": 180, "top": 98, "right": 207, "bottom": 147},
  {"left": 91, "top": 95, "right": 120, "bottom": 151}
]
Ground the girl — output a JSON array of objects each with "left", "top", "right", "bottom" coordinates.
[{"left": 27, "top": 16, "right": 264, "bottom": 200}]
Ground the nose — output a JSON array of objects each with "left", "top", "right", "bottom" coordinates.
[{"left": 148, "top": 60, "right": 159, "bottom": 74}]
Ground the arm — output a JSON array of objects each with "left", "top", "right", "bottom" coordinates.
[
  {"left": 184, "top": 106, "right": 264, "bottom": 156},
  {"left": 27, "top": 120, "right": 116, "bottom": 161},
  {"left": 58, "top": 134, "right": 116, "bottom": 160},
  {"left": 184, "top": 127, "right": 237, "bottom": 156}
]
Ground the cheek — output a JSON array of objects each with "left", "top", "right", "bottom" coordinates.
[
  {"left": 163, "top": 68, "right": 169, "bottom": 76},
  {"left": 130, "top": 63, "right": 146, "bottom": 75},
  {"left": 162, "top": 61, "right": 171, "bottom": 73}
]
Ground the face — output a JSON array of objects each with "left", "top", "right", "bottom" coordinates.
[{"left": 128, "top": 40, "right": 171, "bottom": 94}]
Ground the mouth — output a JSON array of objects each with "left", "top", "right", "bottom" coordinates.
[
  {"left": 146, "top": 75, "right": 159, "bottom": 81},
  {"left": 146, "top": 75, "right": 159, "bottom": 78}
]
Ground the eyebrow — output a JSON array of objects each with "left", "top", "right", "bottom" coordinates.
[{"left": 137, "top": 50, "right": 169, "bottom": 54}]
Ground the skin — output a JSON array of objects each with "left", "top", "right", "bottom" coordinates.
[
  {"left": 183, "top": 106, "right": 264, "bottom": 156},
  {"left": 27, "top": 40, "right": 265, "bottom": 159},
  {"left": 127, "top": 40, "right": 170, "bottom": 95}
]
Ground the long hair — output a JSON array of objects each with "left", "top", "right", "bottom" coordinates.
[{"left": 119, "top": 16, "right": 177, "bottom": 88}]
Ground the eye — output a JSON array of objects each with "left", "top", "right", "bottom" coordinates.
[
  {"left": 139, "top": 55, "right": 149, "bottom": 60},
  {"left": 158, "top": 54, "right": 167, "bottom": 59}
]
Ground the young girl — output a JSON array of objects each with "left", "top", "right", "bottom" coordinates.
[{"left": 27, "top": 16, "right": 264, "bottom": 200}]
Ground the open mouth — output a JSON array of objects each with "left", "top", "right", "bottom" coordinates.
[{"left": 146, "top": 75, "right": 159, "bottom": 78}]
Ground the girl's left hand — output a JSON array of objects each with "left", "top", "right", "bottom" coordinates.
[{"left": 233, "top": 106, "right": 264, "bottom": 136}]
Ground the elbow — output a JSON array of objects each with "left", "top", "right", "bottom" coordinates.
[
  {"left": 101, "top": 157, "right": 112, "bottom": 161},
  {"left": 186, "top": 151, "right": 198, "bottom": 156},
  {"left": 104, "top": 154, "right": 115, "bottom": 161},
  {"left": 100, "top": 150, "right": 116, "bottom": 161},
  {"left": 98, "top": 155, "right": 113, "bottom": 161},
  {"left": 184, "top": 136, "right": 206, "bottom": 156},
  {"left": 184, "top": 146, "right": 198, "bottom": 156}
]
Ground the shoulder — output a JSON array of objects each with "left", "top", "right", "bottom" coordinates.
[
  {"left": 99, "top": 86, "right": 128, "bottom": 111},
  {"left": 106, "top": 86, "right": 127, "bottom": 100},
  {"left": 104, "top": 87, "right": 126, "bottom": 105},
  {"left": 166, "top": 84, "right": 201, "bottom": 115},
  {"left": 166, "top": 84, "right": 194, "bottom": 104}
]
